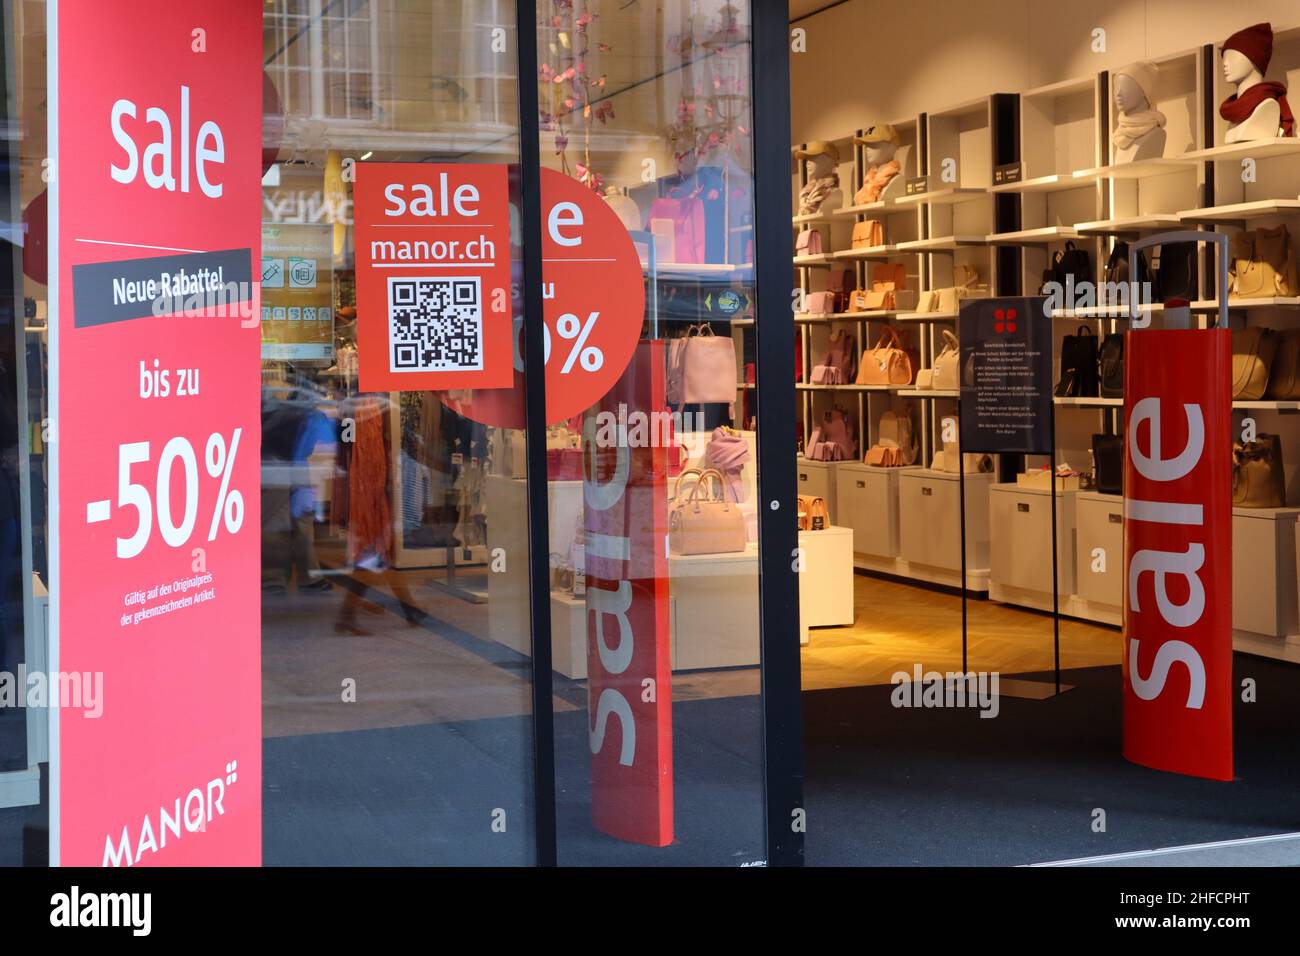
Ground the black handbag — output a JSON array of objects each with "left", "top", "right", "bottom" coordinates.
[
  {"left": 1104, "top": 240, "right": 1152, "bottom": 287},
  {"left": 1153, "top": 241, "right": 1197, "bottom": 302},
  {"left": 1053, "top": 240, "right": 1093, "bottom": 288},
  {"left": 1055, "top": 324, "right": 1099, "bottom": 397},
  {"left": 1092, "top": 434, "right": 1123, "bottom": 496},
  {"left": 1099, "top": 332, "right": 1124, "bottom": 398}
]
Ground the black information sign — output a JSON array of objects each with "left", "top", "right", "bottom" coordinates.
[{"left": 959, "top": 296, "right": 1054, "bottom": 455}]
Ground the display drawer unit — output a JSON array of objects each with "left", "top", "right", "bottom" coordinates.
[
  {"left": 836, "top": 462, "right": 913, "bottom": 572},
  {"left": 669, "top": 549, "right": 761, "bottom": 670},
  {"left": 1233, "top": 506, "right": 1300, "bottom": 664},
  {"left": 796, "top": 458, "right": 838, "bottom": 526},
  {"left": 1072, "top": 491, "right": 1123, "bottom": 626},
  {"left": 897, "top": 468, "right": 993, "bottom": 591},
  {"left": 988, "top": 483, "right": 1077, "bottom": 614},
  {"left": 798, "top": 526, "right": 855, "bottom": 632}
]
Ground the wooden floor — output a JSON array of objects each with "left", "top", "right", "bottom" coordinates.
[{"left": 801, "top": 572, "right": 1123, "bottom": 691}]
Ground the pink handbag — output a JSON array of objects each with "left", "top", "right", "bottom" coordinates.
[
  {"left": 802, "top": 291, "right": 837, "bottom": 314},
  {"left": 811, "top": 330, "right": 856, "bottom": 384},
  {"left": 668, "top": 468, "right": 748, "bottom": 555},
  {"left": 796, "top": 228, "right": 824, "bottom": 257},
  {"left": 681, "top": 324, "right": 737, "bottom": 404},
  {"left": 647, "top": 189, "right": 706, "bottom": 264},
  {"left": 806, "top": 407, "right": 855, "bottom": 460}
]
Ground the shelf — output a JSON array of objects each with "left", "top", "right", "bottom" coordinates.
[
  {"left": 792, "top": 211, "right": 836, "bottom": 225},
  {"left": 1073, "top": 214, "right": 1184, "bottom": 236},
  {"left": 834, "top": 199, "right": 896, "bottom": 216},
  {"left": 896, "top": 309, "right": 958, "bottom": 321},
  {"left": 1232, "top": 400, "right": 1300, "bottom": 411},
  {"left": 652, "top": 262, "right": 748, "bottom": 279},
  {"left": 1192, "top": 297, "right": 1300, "bottom": 310},
  {"left": 832, "top": 244, "right": 897, "bottom": 260},
  {"left": 792, "top": 254, "right": 836, "bottom": 268},
  {"left": 1177, "top": 199, "right": 1300, "bottom": 224},
  {"left": 988, "top": 172, "right": 1091, "bottom": 195},
  {"left": 1181, "top": 138, "right": 1300, "bottom": 163},
  {"left": 895, "top": 235, "right": 987, "bottom": 252},
  {"left": 1054, "top": 396, "right": 1122, "bottom": 407},
  {"left": 896, "top": 388, "right": 959, "bottom": 399},
  {"left": 796, "top": 383, "right": 897, "bottom": 392},
  {"left": 986, "top": 226, "right": 1080, "bottom": 245},
  {"left": 1073, "top": 157, "right": 1190, "bottom": 181},
  {"left": 796, "top": 310, "right": 898, "bottom": 323},
  {"left": 895, "top": 186, "right": 987, "bottom": 206}
]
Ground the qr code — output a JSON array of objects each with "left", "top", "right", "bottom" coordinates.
[{"left": 387, "top": 276, "right": 483, "bottom": 372}]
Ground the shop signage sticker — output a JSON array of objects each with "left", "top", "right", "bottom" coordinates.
[
  {"left": 353, "top": 163, "right": 514, "bottom": 390},
  {"left": 959, "top": 297, "right": 1054, "bottom": 455},
  {"left": 430, "top": 167, "right": 647, "bottom": 429},
  {"left": 50, "top": 0, "right": 263, "bottom": 864},
  {"left": 583, "top": 342, "right": 673, "bottom": 846},
  {"left": 1122, "top": 329, "right": 1233, "bottom": 780}
]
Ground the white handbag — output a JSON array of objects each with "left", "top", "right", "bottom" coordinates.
[{"left": 932, "top": 330, "right": 960, "bottom": 390}]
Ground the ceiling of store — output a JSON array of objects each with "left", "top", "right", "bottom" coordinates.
[{"left": 788, "top": 0, "right": 845, "bottom": 20}]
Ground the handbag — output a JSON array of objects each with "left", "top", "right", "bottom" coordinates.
[
  {"left": 851, "top": 219, "right": 884, "bottom": 249},
  {"left": 680, "top": 324, "right": 738, "bottom": 404},
  {"left": 668, "top": 468, "right": 748, "bottom": 554},
  {"left": 1230, "top": 225, "right": 1299, "bottom": 298},
  {"left": 647, "top": 188, "right": 706, "bottom": 264},
  {"left": 811, "top": 330, "right": 857, "bottom": 385},
  {"left": 795, "top": 227, "right": 824, "bottom": 258},
  {"left": 931, "top": 329, "right": 960, "bottom": 390},
  {"left": 1092, "top": 434, "right": 1123, "bottom": 495},
  {"left": 1098, "top": 332, "right": 1124, "bottom": 398},
  {"left": 1231, "top": 326, "right": 1278, "bottom": 401},
  {"left": 1265, "top": 328, "right": 1300, "bottom": 399},
  {"left": 1153, "top": 241, "right": 1197, "bottom": 302},
  {"left": 830, "top": 269, "right": 855, "bottom": 313},
  {"left": 866, "top": 409, "right": 916, "bottom": 466},
  {"left": 856, "top": 325, "right": 916, "bottom": 386},
  {"left": 1055, "top": 324, "right": 1099, "bottom": 397},
  {"left": 802, "top": 291, "right": 837, "bottom": 315},
  {"left": 797, "top": 493, "right": 830, "bottom": 531},
  {"left": 1052, "top": 241, "right": 1093, "bottom": 287},
  {"left": 1232, "top": 436, "right": 1285, "bottom": 508}
]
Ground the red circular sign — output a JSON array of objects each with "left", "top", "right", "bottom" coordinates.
[{"left": 446, "top": 168, "right": 645, "bottom": 429}]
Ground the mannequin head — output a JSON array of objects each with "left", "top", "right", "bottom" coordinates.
[
  {"left": 864, "top": 141, "right": 898, "bottom": 166},
  {"left": 805, "top": 153, "right": 836, "bottom": 180},
  {"left": 1222, "top": 48, "right": 1262, "bottom": 86},
  {"left": 1114, "top": 73, "right": 1149, "bottom": 116}
]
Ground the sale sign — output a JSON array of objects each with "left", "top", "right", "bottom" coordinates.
[
  {"left": 1123, "top": 329, "right": 1233, "bottom": 781},
  {"left": 583, "top": 341, "right": 673, "bottom": 846},
  {"left": 51, "top": 0, "right": 262, "bottom": 863},
  {"left": 442, "top": 167, "right": 647, "bottom": 429},
  {"left": 354, "top": 163, "right": 514, "bottom": 390}
]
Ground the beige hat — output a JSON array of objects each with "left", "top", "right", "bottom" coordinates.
[
  {"left": 1115, "top": 61, "right": 1159, "bottom": 109},
  {"left": 794, "top": 140, "right": 841, "bottom": 163},
  {"left": 855, "top": 124, "right": 901, "bottom": 146}
]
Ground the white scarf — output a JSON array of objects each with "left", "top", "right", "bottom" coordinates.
[{"left": 1113, "top": 108, "right": 1166, "bottom": 149}]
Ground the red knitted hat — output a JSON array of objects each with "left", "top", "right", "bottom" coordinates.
[{"left": 1222, "top": 22, "right": 1274, "bottom": 74}]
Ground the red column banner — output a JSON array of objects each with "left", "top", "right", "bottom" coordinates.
[
  {"left": 52, "top": 0, "right": 263, "bottom": 863},
  {"left": 582, "top": 341, "right": 673, "bottom": 846},
  {"left": 1123, "top": 328, "right": 1233, "bottom": 781}
]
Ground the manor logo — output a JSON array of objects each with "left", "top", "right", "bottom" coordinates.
[{"left": 102, "top": 760, "right": 240, "bottom": 867}]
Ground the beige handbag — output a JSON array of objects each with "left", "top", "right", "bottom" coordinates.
[
  {"left": 934, "top": 418, "right": 992, "bottom": 473},
  {"left": 1230, "top": 226, "right": 1299, "bottom": 298},
  {"left": 1231, "top": 326, "right": 1278, "bottom": 400},
  {"left": 668, "top": 468, "right": 748, "bottom": 555},
  {"left": 865, "top": 409, "right": 916, "bottom": 466},
  {"left": 856, "top": 325, "right": 916, "bottom": 386},
  {"left": 1265, "top": 328, "right": 1300, "bottom": 400},
  {"left": 851, "top": 219, "right": 885, "bottom": 249},
  {"left": 931, "top": 329, "right": 960, "bottom": 390},
  {"left": 681, "top": 324, "right": 738, "bottom": 404},
  {"left": 1232, "top": 436, "right": 1285, "bottom": 508},
  {"left": 797, "top": 493, "right": 830, "bottom": 531}
]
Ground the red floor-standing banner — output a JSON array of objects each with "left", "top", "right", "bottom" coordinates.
[
  {"left": 1123, "top": 328, "right": 1233, "bottom": 780},
  {"left": 51, "top": 0, "right": 263, "bottom": 864},
  {"left": 583, "top": 342, "right": 673, "bottom": 846}
]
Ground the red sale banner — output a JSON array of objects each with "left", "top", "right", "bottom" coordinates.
[
  {"left": 353, "top": 162, "right": 515, "bottom": 390},
  {"left": 583, "top": 341, "right": 673, "bottom": 846},
  {"left": 51, "top": 0, "right": 262, "bottom": 864},
  {"left": 1123, "top": 329, "right": 1233, "bottom": 781}
]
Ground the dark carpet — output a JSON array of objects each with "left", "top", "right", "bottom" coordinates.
[{"left": 803, "top": 658, "right": 1300, "bottom": 866}]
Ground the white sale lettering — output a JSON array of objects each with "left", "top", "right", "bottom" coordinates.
[{"left": 110, "top": 85, "right": 225, "bottom": 198}]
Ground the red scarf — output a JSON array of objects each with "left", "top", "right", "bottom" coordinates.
[{"left": 1220, "top": 81, "right": 1296, "bottom": 137}]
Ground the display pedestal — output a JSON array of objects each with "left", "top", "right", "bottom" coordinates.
[
  {"left": 898, "top": 468, "right": 992, "bottom": 591},
  {"left": 1233, "top": 506, "right": 1300, "bottom": 662},
  {"left": 669, "top": 547, "right": 761, "bottom": 669},
  {"left": 799, "top": 525, "right": 855, "bottom": 645},
  {"left": 988, "top": 483, "right": 1077, "bottom": 612},
  {"left": 1070, "top": 492, "right": 1124, "bottom": 626}
]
